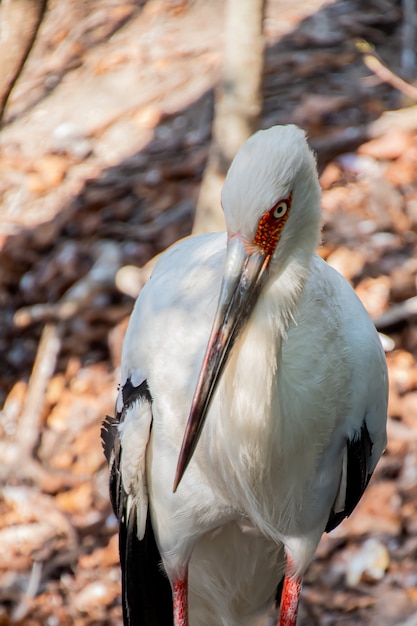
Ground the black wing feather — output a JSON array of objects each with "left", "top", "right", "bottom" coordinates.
[
  {"left": 101, "top": 378, "right": 173, "bottom": 626},
  {"left": 121, "top": 505, "right": 174, "bottom": 626},
  {"left": 101, "top": 413, "right": 118, "bottom": 464},
  {"left": 326, "top": 422, "right": 373, "bottom": 533},
  {"left": 102, "top": 414, "right": 124, "bottom": 517}
]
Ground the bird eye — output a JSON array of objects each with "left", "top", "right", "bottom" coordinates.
[{"left": 272, "top": 201, "right": 289, "bottom": 219}]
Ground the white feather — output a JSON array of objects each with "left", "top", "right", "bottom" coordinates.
[{"left": 119, "top": 391, "right": 152, "bottom": 540}]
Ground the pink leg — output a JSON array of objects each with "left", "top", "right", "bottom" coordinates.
[
  {"left": 278, "top": 556, "right": 302, "bottom": 626},
  {"left": 173, "top": 570, "right": 189, "bottom": 626}
]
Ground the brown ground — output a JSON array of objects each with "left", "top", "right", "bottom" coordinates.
[{"left": 1, "top": 0, "right": 417, "bottom": 624}]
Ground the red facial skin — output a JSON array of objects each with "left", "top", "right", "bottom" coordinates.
[{"left": 253, "top": 193, "right": 292, "bottom": 259}]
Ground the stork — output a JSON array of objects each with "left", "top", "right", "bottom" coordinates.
[{"left": 102, "top": 124, "right": 388, "bottom": 626}]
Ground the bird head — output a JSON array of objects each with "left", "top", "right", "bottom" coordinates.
[
  {"left": 174, "top": 125, "right": 322, "bottom": 492},
  {"left": 222, "top": 124, "right": 321, "bottom": 271}
]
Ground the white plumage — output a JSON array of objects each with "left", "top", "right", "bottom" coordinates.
[{"left": 103, "top": 124, "right": 388, "bottom": 626}]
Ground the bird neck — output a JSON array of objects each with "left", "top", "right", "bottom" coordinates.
[
  {"left": 263, "top": 254, "right": 311, "bottom": 337},
  {"left": 204, "top": 252, "right": 315, "bottom": 532},
  {"left": 223, "top": 253, "right": 311, "bottom": 430}
]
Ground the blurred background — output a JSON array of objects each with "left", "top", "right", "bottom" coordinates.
[{"left": 1, "top": 0, "right": 417, "bottom": 623}]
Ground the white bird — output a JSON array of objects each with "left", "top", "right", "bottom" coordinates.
[{"left": 102, "top": 124, "right": 388, "bottom": 626}]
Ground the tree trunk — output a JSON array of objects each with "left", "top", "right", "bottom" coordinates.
[
  {"left": 192, "top": 0, "right": 266, "bottom": 235},
  {"left": 0, "top": 0, "right": 48, "bottom": 127}
]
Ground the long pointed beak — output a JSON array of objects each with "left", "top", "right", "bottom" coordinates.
[{"left": 173, "top": 236, "right": 269, "bottom": 492}]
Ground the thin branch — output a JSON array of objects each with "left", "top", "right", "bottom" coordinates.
[
  {"left": 15, "top": 323, "right": 62, "bottom": 456},
  {"left": 357, "top": 39, "right": 417, "bottom": 102},
  {"left": 373, "top": 296, "right": 417, "bottom": 329},
  {"left": 0, "top": 0, "right": 48, "bottom": 126},
  {"left": 11, "top": 561, "right": 43, "bottom": 622}
]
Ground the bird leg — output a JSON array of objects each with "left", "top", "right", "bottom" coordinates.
[
  {"left": 277, "top": 555, "right": 302, "bottom": 626},
  {"left": 173, "top": 570, "right": 189, "bottom": 626}
]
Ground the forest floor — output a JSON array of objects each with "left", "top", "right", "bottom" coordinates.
[{"left": 1, "top": 0, "right": 417, "bottom": 624}]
